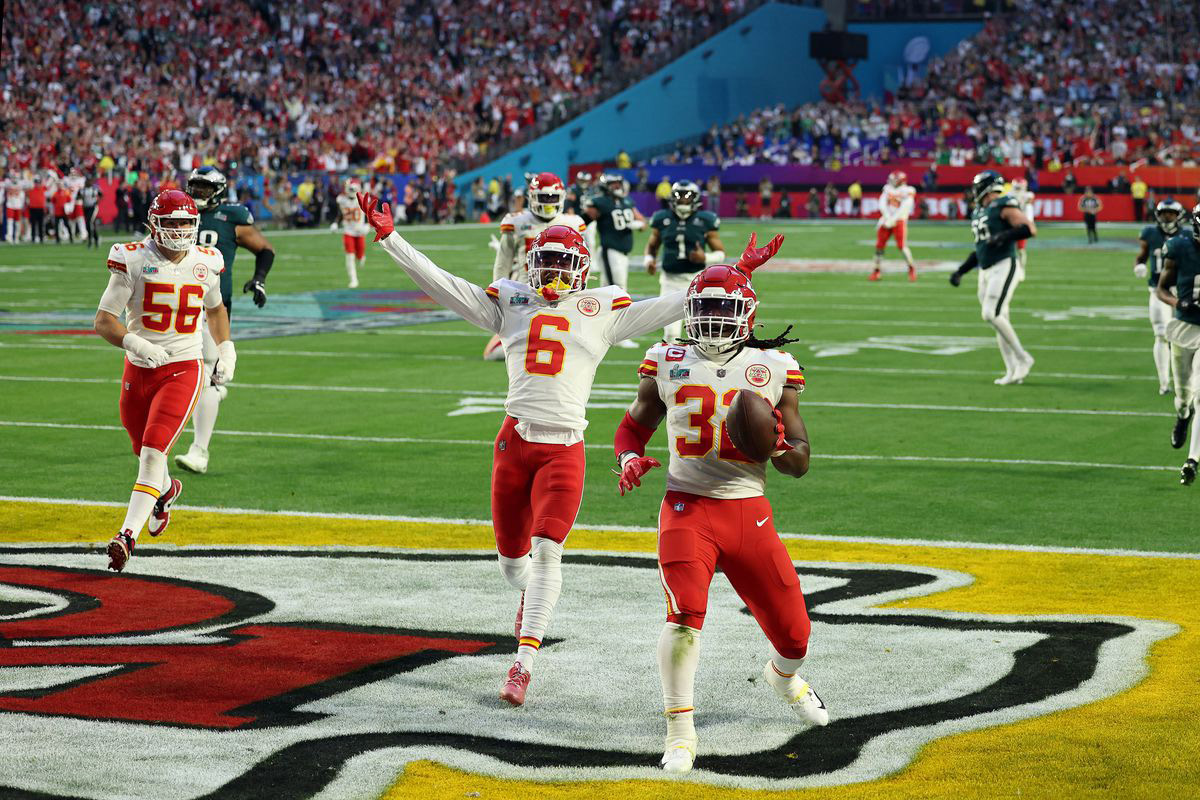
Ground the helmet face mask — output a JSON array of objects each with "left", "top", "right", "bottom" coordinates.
[
  {"left": 670, "top": 181, "right": 701, "bottom": 219},
  {"left": 186, "top": 166, "right": 227, "bottom": 212},
  {"left": 971, "top": 170, "right": 1005, "bottom": 205},
  {"left": 1156, "top": 200, "right": 1184, "bottom": 235},
  {"left": 148, "top": 190, "right": 200, "bottom": 252},
  {"left": 684, "top": 266, "right": 757, "bottom": 357},
  {"left": 526, "top": 224, "right": 590, "bottom": 301},
  {"left": 602, "top": 173, "right": 627, "bottom": 198},
  {"left": 527, "top": 172, "right": 566, "bottom": 220},
  {"left": 344, "top": 178, "right": 362, "bottom": 195}
]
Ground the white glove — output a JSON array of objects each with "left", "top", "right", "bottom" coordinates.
[
  {"left": 329, "top": 222, "right": 338, "bottom": 231},
  {"left": 644, "top": 254, "right": 656, "bottom": 275},
  {"left": 122, "top": 332, "right": 170, "bottom": 368},
  {"left": 1133, "top": 262, "right": 1148, "bottom": 279},
  {"left": 629, "top": 219, "right": 646, "bottom": 231},
  {"left": 212, "top": 340, "right": 237, "bottom": 385}
]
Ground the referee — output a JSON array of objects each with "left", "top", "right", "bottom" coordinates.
[{"left": 1079, "top": 187, "right": 1102, "bottom": 243}]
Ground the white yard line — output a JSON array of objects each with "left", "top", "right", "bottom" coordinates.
[{"left": 1, "top": 494, "right": 1194, "bottom": 560}]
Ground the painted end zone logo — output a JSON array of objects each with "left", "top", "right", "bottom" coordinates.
[{"left": 0, "top": 548, "right": 1173, "bottom": 798}]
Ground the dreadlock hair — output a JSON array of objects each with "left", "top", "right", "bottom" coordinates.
[{"left": 745, "top": 323, "right": 800, "bottom": 350}]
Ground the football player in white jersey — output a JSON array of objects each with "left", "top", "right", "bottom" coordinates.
[
  {"left": 3, "top": 172, "right": 28, "bottom": 243},
  {"left": 613, "top": 238, "right": 826, "bottom": 773},
  {"left": 360, "top": 191, "right": 690, "bottom": 706},
  {"left": 65, "top": 168, "right": 88, "bottom": 241},
  {"left": 869, "top": 171, "right": 917, "bottom": 282},
  {"left": 92, "top": 190, "right": 236, "bottom": 572},
  {"left": 335, "top": 178, "right": 372, "bottom": 288},
  {"left": 1009, "top": 177, "right": 1035, "bottom": 273},
  {"left": 483, "top": 171, "right": 588, "bottom": 361}
]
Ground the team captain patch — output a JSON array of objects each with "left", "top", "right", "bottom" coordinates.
[{"left": 577, "top": 297, "right": 600, "bottom": 316}]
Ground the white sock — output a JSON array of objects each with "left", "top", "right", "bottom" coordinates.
[
  {"left": 159, "top": 457, "right": 173, "bottom": 496},
  {"left": 356, "top": 257, "right": 365, "bottom": 272},
  {"left": 1154, "top": 337, "right": 1171, "bottom": 389},
  {"left": 515, "top": 537, "right": 563, "bottom": 670},
  {"left": 189, "top": 385, "right": 222, "bottom": 451},
  {"left": 769, "top": 643, "right": 806, "bottom": 678},
  {"left": 873, "top": 253, "right": 882, "bottom": 270},
  {"left": 659, "top": 623, "right": 701, "bottom": 743},
  {"left": 990, "top": 315, "right": 1029, "bottom": 363},
  {"left": 120, "top": 447, "right": 166, "bottom": 537},
  {"left": 995, "top": 331, "right": 1017, "bottom": 375},
  {"left": 1192, "top": 399, "right": 1200, "bottom": 461},
  {"left": 345, "top": 253, "right": 358, "bottom": 285},
  {"left": 497, "top": 552, "right": 531, "bottom": 591},
  {"left": 901, "top": 246, "right": 915, "bottom": 268}
]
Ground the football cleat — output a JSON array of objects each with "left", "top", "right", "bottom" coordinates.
[
  {"left": 514, "top": 591, "right": 525, "bottom": 640},
  {"left": 993, "top": 373, "right": 1016, "bottom": 386},
  {"left": 907, "top": 265, "right": 917, "bottom": 282},
  {"left": 499, "top": 662, "right": 531, "bottom": 706},
  {"left": 1011, "top": 355, "right": 1034, "bottom": 384},
  {"left": 867, "top": 269, "right": 882, "bottom": 282},
  {"left": 660, "top": 737, "right": 697, "bottom": 774},
  {"left": 348, "top": 277, "right": 359, "bottom": 289},
  {"left": 107, "top": 530, "right": 135, "bottom": 572},
  {"left": 762, "top": 661, "right": 829, "bottom": 726},
  {"left": 147, "top": 478, "right": 182, "bottom": 537},
  {"left": 1172, "top": 412, "right": 1193, "bottom": 449},
  {"left": 174, "top": 445, "right": 209, "bottom": 474},
  {"left": 1182, "top": 459, "right": 1198, "bottom": 486}
]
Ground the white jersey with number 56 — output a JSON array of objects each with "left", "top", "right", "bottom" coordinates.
[
  {"left": 639, "top": 343, "right": 804, "bottom": 499},
  {"left": 98, "top": 238, "right": 225, "bottom": 367}
]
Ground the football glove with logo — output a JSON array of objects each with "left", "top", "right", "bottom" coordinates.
[
  {"left": 617, "top": 455, "right": 661, "bottom": 496},
  {"left": 735, "top": 232, "right": 785, "bottom": 274},
  {"left": 243, "top": 279, "right": 267, "bottom": 307},
  {"left": 122, "top": 333, "right": 170, "bottom": 368},
  {"left": 357, "top": 192, "right": 394, "bottom": 241},
  {"left": 212, "top": 340, "right": 237, "bottom": 385}
]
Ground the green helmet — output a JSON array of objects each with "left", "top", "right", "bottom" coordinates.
[
  {"left": 187, "top": 166, "right": 228, "bottom": 211},
  {"left": 971, "top": 170, "right": 1005, "bottom": 205},
  {"left": 669, "top": 180, "right": 701, "bottom": 219}
]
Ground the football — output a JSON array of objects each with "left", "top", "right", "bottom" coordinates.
[{"left": 726, "top": 389, "right": 779, "bottom": 462}]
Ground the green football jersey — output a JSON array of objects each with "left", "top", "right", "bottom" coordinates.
[
  {"left": 970, "top": 194, "right": 1019, "bottom": 269},
  {"left": 197, "top": 203, "right": 253, "bottom": 302},
  {"left": 587, "top": 193, "right": 637, "bottom": 253},
  {"left": 651, "top": 209, "right": 720, "bottom": 274},
  {"left": 1164, "top": 234, "right": 1200, "bottom": 325},
  {"left": 1139, "top": 224, "right": 1170, "bottom": 288},
  {"left": 565, "top": 183, "right": 595, "bottom": 216}
]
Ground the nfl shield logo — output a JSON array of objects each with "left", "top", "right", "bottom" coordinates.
[
  {"left": 673, "top": 502, "right": 685, "bottom": 512},
  {"left": 498, "top": 441, "right": 507, "bottom": 451},
  {"left": 716, "top": 369, "right": 726, "bottom": 378}
]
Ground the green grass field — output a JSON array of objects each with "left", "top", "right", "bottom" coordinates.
[{"left": 1, "top": 219, "right": 1194, "bottom": 553}]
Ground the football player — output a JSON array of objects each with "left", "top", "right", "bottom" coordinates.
[
  {"left": 483, "top": 172, "right": 587, "bottom": 361},
  {"left": 1009, "top": 177, "right": 1035, "bottom": 273},
  {"left": 567, "top": 171, "right": 598, "bottom": 257},
  {"left": 3, "top": 171, "right": 28, "bottom": 243},
  {"left": 645, "top": 180, "right": 725, "bottom": 341},
  {"left": 93, "top": 190, "right": 235, "bottom": 571},
  {"left": 613, "top": 234, "right": 826, "bottom": 774},
  {"left": 584, "top": 174, "right": 646, "bottom": 348},
  {"left": 949, "top": 171, "right": 1036, "bottom": 385},
  {"left": 869, "top": 171, "right": 917, "bottom": 282},
  {"left": 174, "top": 166, "right": 275, "bottom": 475},
  {"left": 358, "top": 191, "right": 688, "bottom": 706},
  {"left": 1135, "top": 199, "right": 1184, "bottom": 395},
  {"left": 1155, "top": 204, "right": 1200, "bottom": 485},
  {"left": 65, "top": 167, "right": 88, "bottom": 242},
  {"left": 334, "top": 178, "right": 371, "bottom": 288}
]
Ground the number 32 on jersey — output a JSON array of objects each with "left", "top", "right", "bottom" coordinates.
[{"left": 674, "top": 385, "right": 755, "bottom": 463}]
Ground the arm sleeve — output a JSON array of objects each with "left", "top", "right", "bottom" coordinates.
[
  {"left": 98, "top": 271, "right": 133, "bottom": 316},
  {"left": 379, "top": 231, "right": 502, "bottom": 333},
  {"left": 899, "top": 196, "right": 914, "bottom": 218},
  {"left": 492, "top": 230, "right": 518, "bottom": 282},
  {"left": 607, "top": 290, "right": 686, "bottom": 343}
]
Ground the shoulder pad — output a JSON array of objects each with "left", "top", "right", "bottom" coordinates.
[
  {"left": 106, "top": 243, "right": 132, "bottom": 273},
  {"left": 997, "top": 195, "right": 1020, "bottom": 208},
  {"left": 650, "top": 210, "right": 669, "bottom": 227},
  {"left": 638, "top": 342, "right": 669, "bottom": 378},
  {"left": 194, "top": 246, "right": 226, "bottom": 273},
  {"left": 498, "top": 212, "right": 520, "bottom": 233},
  {"left": 1140, "top": 225, "right": 1157, "bottom": 240},
  {"left": 702, "top": 211, "right": 720, "bottom": 228}
]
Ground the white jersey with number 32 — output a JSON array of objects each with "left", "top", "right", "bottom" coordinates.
[{"left": 640, "top": 343, "right": 804, "bottom": 499}]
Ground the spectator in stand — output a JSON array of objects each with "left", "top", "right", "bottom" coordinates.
[
  {"left": 776, "top": 192, "right": 793, "bottom": 219},
  {"left": 704, "top": 175, "right": 721, "bottom": 212},
  {"left": 1079, "top": 188, "right": 1102, "bottom": 243},
  {"left": 758, "top": 177, "right": 773, "bottom": 219},
  {"left": 655, "top": 177, "right": 672, "bottom": 210},
  {"left": 824, "top": 183, "right": 839, "bottom": 216},
  {"left": 616, "top": 150, "right": 632, "bottom": 169},
  {"left": 1131, "top": 175, "right": 1149, "bottom": 221},
  {"left": 27, "top": 178, "right": 46, "bottom": 244},
  {"left": 848, "top": 181, "right": 863, "bottom": 216},
  {"left": 1063, "top": 171, "right": 1077, "bottom": 195},
  {"left": 130, "top": 175, "right": 152, "bottom": 231},
  {"left": 807, "top": 188, "right": 821, "bottom": 218}
]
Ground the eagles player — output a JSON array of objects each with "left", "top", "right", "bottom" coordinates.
[
  {"left": 949, "top": 171, "right": 1036, "bottom": 385},
  {"left": 1155, "top": 204, "right": 1200, "bottom": 485},
  {"left": 567, "top": 171, "right": 598, "bottom": 263},
  {"left": 645, "top": 181, "right": 725, "bottom": 342},
  {"left": 584, "top": 174, "right": 646, "bottom": 347},
  {"left": 174, "top": 166, "right": 276, "bottom": 475},
  {"left": 1135, "top": 199, "right": 1184, "bottom": 395}
]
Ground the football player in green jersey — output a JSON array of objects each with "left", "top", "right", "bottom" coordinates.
[
  {"left": 584, "top": 174, "right": 646, "bottom": 348},
  {"left": 175, "top": 166, "right": 276, "bottom": 475},
  {"left": 1155, "top": 203, "right": 1200, "bottom": 484},
  {"left": 1134, "top": 199, "right": 1184, "bottom": 395},
  {"left": 949, "top": 170, "right": 1037, "bottom": 385},
  {"left": 644, "top": 181, "right": 725, "bottom": 342}
]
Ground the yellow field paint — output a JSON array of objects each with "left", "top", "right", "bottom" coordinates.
[{"left": 2, "top": 500, "right": 1195, "bottom": 798}]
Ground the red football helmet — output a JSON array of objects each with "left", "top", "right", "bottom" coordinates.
[
  {"left": 527, "top": 172, "right": 566, "bottom": 220},
  {"left": 684, "top": 264, "right": 758, "bottom": 356},
  {"left": 526, "top": 224, "right": 590, "bottom": 301},
  {"left": 148, "top": 189, "right": 199, "bottom": 251},
  {"left": 887, "top": 171, "right": 906, "bottom": 187}
]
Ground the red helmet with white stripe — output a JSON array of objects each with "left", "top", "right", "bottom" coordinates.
[
  {"left": 527, "top": 224, "right": 590, "bottom": 301},
  {"left": 148, "top": 189, "right": 199, "bottom": 251},
  {"left": 887, "top": 171, "right": 907, "bottom": 187},
  {"left": 684, "top": 264, "right": 757, "bottom": 356},
  {"left": 527, "top": 172, "right": 566, "bottom": 220}
]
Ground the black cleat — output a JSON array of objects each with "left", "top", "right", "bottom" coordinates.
[
  {"left": 1182, "top": 460, "right": 1198, "bottom": 486},
  {"left": 1171, "top": 412, "right": 1193, "bottom": 449}
]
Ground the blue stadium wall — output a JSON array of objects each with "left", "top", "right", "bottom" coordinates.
[{"left": 457, "top": 3, "right": 980, "bottom": 186}]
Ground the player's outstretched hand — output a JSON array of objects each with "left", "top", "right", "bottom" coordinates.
[
  {"left": 618, "top": 456, "right": 661, "bottom": 496},
  {"left": 949, "top": 271, "right": 962, "bottom": 287},
  {"left": 243, "top": 279, "right": 267, "bottom": 307},
  {"left": 356, "top": 192, "right": 394, "bottom": 242},
  {"left": 736, "top": 232, "right": 785, "bottom": 274},
  {"left": 1133, "top": 263, "right": 1148, "bottom": 279},
  {"left": 768, "top": 402, "right": 794, "bottom": 458}
]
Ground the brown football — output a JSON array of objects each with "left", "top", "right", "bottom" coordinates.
[{"left": 725, "top": 389, "right": 778, "bottom": 463}]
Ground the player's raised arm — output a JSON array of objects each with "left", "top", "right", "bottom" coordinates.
[
  {"left": 614, "top": 375, "right": 667, "bottom": 495},
  {"left": 492, "top": 225, "right": 518, "bottom": 282},
  {"left": 361, "top": 193, "right": 502, "bottom": 333}
]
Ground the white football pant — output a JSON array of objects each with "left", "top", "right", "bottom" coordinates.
[
  {"left": 659, "top": 270, "right": 696, "bottom": 343},
  {"left": 1167, "top": 319, "right": 1200, "bottom": 461},
  {"left": 977, "top": 257, "right": 1030, "bottom": 376},
  {"left": 1148, "top": 288, "right": 1173, "bottom": 392}
]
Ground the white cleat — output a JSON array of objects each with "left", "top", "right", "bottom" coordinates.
[
  {"left": 763, "top": 662, "right": 829, "bottom": 726},
  {"left": 1010, "top": 355, "right": 1034, "bottom": 383},
  {"left": 993, "top": 373, "right": 1017, "bottom": 386},
  {"left": 660, "top": 737, "right": 696, "bottom": 774},
  {"left": 348, "top": 279, "right": 359, "bottom": 289},
  {"left": 174, "top": 445, "right": 209, "bottom": 474}
]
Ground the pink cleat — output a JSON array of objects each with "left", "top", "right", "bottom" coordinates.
[
  {"left": 147, "top": 478, "right": 182, "bottom": 537},
  {"left": 107, "top": 530, "right": 135, "bottom": 572},
  {"left": 500, "top": 662, "right": 531, "bottom": 706}
]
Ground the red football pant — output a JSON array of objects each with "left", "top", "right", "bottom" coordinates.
[
  {"left": 657, "top": 490, "right": 811, "bottom": 659},
  {"left": 119, "top": 359, "right": 204, "bottom": 456},
  {"left": 875, "top": 219, "right": 907, "bottom": 249},
  {"left": 491, "top": 416, "right": 585, "bottom": 558},
  {"left": 343, "top": 234, "right": 366, "bottom": 258}
]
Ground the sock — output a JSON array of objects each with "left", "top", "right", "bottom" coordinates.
[
  {"left": 901, "top": 246, "right": 915, "bottom": 268},
  {"left": 497, "top": 552, "right": 531, "bottom": 591},
  {"left": 356, "top": 257, "right": 365, "bottom": 273},
  {"left": 659, "top": 623, "right": 701, "bottom": 744},
  {"left": 515, "top": 537, "right": 563, "bottom": 671},
  {"left": 990, "top": 315, "right": 1029, "bottom": 363},
  {"left": 1154, "top": 337, "right": 1171, "bottom": 389},
  {"left": 345, "top": 253, "right": 358, "bottom": 285},
  {"left": 995, "top": 331, "right": 1017, "bottom": 375},
  {"left": 1191, "top": 400, "right": 1200, "bottom": 461},
  {"left": 769, "top": 642, "right": 806, "bottom": 678},
  {"left": 873, "top": 252, "right": 882, "bottom": 270},
  {"left": 120, "top": 447, "right": 166, "bottom": 538},
  {"left": 190, "top": 385, "right": 222, "bottom": 451}
]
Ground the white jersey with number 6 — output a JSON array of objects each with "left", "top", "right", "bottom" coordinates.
[
  {"left": 97, "top": 238, "right": 225, "bottom": 367},
  {"left": 639, "top": 343, "right": 804, "bottom": 499}
]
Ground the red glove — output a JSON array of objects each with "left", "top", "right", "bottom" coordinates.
[
  {"left": 618, "top": 456, "right": 661, "bottom": 496},
  {"left": 735, "top": 232, "right": 785, "bottom": 274},
  {"left": 768, "top": 401, "right": 794, "bottom": 458},
  {"left": 356, "top": 192, "right": 394, "bottom": 242}
]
